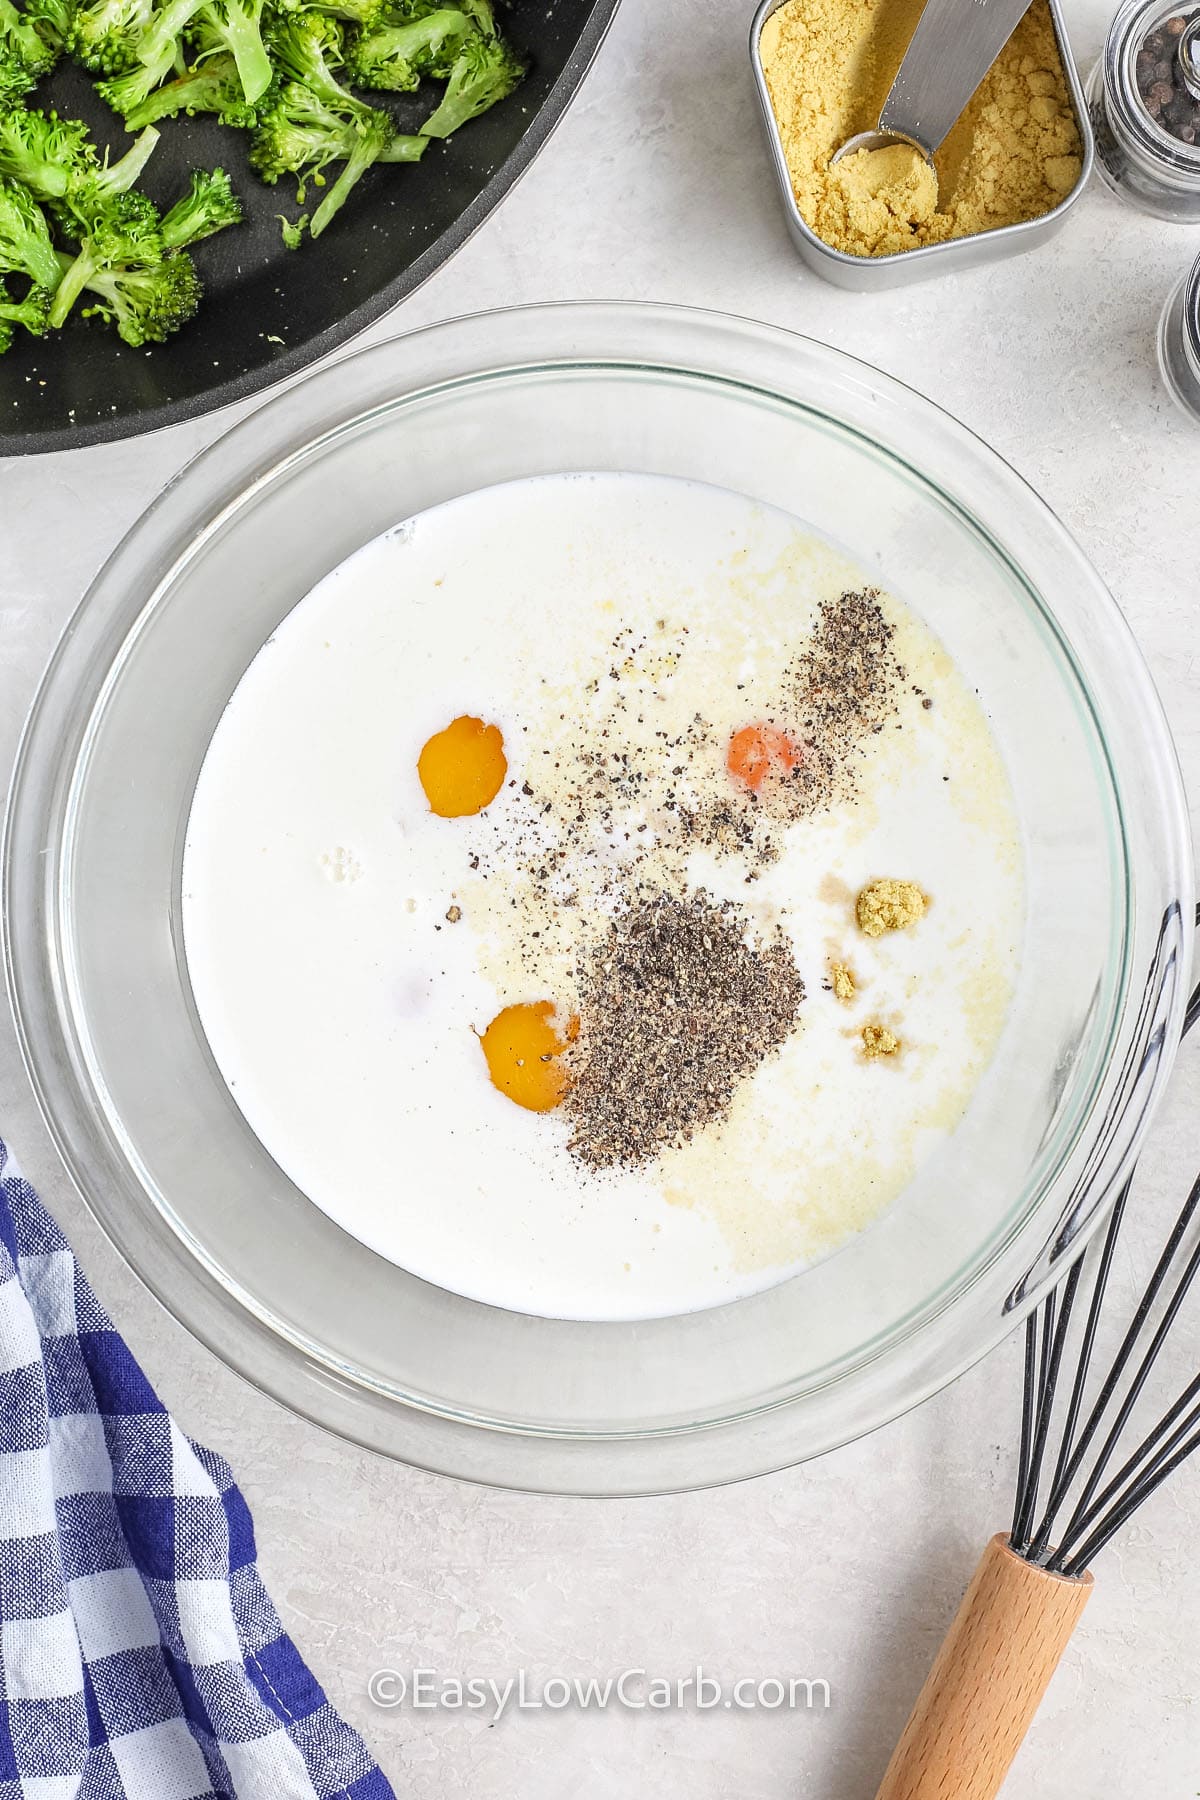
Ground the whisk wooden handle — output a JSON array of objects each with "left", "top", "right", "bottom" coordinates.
[{"left": 873, "top": 1534, "right": 1093, "bottom": 1800}]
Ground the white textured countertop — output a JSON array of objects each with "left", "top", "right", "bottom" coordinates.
[{"left": 3, "top": 2, "right": 1200, "bottom": 1794}]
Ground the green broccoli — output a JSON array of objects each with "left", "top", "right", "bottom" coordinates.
[
  {"left": 276, "top": 208, "right": 305, "bottom": 246},
  {"left": 0, "top": 0, "right": 57, "bottom": 79},
  {"left": 160, "top": 165, "right": 240, "bottom": 248},
  {"left": 376, "top": 130, "right": 426, "bottom": 160},
  {"left": 0, "top": 271, "right": 50, "bottom": 348},
  {"left": 27, "top": 0, "right": 75, "bottom": 53},
  {"left": 95, "top": 37, "right": 175, "bottom": 114},
  {"left": 0, "top": 51, "right": 36, "bottom": 104},
  {"left": 67, "top": 0, "right": 154, "bottom": 72},
  {"left": 80, "top": 246, "right": 200, "bottom": 341},
  {"left": 344, "top": 5, "right": 475, "bottom": 93},
  {"left": 419, "top": 25, "right": 523, "bottom": 138},
  {"left": 250, "top": 80, "right": 419, "bottom": 236},
  {"left": 57, "top": 121, "right": 158, "bottom": 225},
  {"left": 118, "top": 50, "right": 263, "bottom": 126},
  {"left": 265, "top": 12, "right": 355, "bottom": 110},
  {"left": 0, "top": 170, "right": 62, "bottom": 288},
  {"left": 48, "top": 184, "right": 161, "bottom": 325},
  {"left": 95, "top": 0, "right": 271, "bottom": 107},
  {"left": 123, "top": 0, "right": 201, "bottom": 70},
  {"left": 300, "top": 0, "right": 378, "bottom": 23},
  {"left": 190, "top": 0, "right": 271, "bottom": 102},
  {"left": 0, "top": 106, "right": 94, "bottom": 198}
]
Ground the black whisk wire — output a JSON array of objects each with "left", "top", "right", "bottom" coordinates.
[{"left": 1009, "top": 906, "right": 1200, "bottom": 1575}]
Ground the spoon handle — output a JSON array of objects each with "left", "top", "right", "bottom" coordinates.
[{"left": 879, "top": 0, "right": 1035, "bottom": 157}]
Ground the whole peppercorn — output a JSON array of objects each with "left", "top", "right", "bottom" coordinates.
[{"left": 1135, "top": 9, "right": 1200, "bottom": 143}]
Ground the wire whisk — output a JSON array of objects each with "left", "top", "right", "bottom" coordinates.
[
  {"left": 1010, "top": 909, "right": 1200, "bottom": 1577},
  {"left": 873, "top": 904, "right": 1200, "bottom": 1800}
]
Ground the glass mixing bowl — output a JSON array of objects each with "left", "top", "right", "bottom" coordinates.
[{"left": 4, "top": 304, "right": 1192, "bottom": 1494}]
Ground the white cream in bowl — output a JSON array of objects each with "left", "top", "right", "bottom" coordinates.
[{"left": 182, "top": 472, "right": 1023, "bottom": 1320}]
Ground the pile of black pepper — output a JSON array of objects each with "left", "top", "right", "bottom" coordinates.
[
  {"left": 773, "top": 587, "right": 904, "bottom": 819},
  {"left": 1136, "top": 11, "right": 1200, "bottom": 144},
  {"left": 562, "top": 890, "right": 805, "bottom": 1169}
]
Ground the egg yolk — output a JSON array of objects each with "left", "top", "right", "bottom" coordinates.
[
  {"left": 417, "top": 715, "right": 507, "bottom": 818},
  {"left": 480, "top": 1002, "right": 576, "bottom": 1112},
  {"left": 727, "top": 723, "right": 801, "bottom": 792}
]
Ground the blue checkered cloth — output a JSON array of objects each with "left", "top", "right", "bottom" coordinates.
[{"left": 0, "top": 1139, "right": 395, "bottom": 1800}]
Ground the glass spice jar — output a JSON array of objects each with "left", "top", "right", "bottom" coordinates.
[
  {"left": 1158, "top": 252, "right": 1200, "bottom": 419},
  {"left": 1088, "top": 0, "right": 1200, "bottom": 217}
]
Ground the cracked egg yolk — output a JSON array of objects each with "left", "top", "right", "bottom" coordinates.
[
  {"left": 418, "top": 715, "right": 507, "bottom": 818},
  {"left": 727, "top": 723, "right": 801, "bottom": 793},
  {"left": 480, "top": 1002, "right": 576, "bottom": 1112}
]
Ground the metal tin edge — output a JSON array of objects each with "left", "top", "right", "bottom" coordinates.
[{"left": 749, "top": 0, "right": 1096, "bottom": 289}]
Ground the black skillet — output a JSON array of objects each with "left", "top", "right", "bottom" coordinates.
[{"left": 0, "top": 0, "right": 619, "bottom": 455}]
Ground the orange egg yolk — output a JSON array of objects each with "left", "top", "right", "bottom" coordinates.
[
  {"left": 727, "top": 723, "right": 802, "bottom": 793},
  {"left": 417, "top": 715, "right": 507, "bottom": 818},
  {"left": 479, "top": 1002, "right": 576, "bottom": 1113}
]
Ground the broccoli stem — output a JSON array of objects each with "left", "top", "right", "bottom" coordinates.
[
  {"left": 94, "top": 124, "right": 160, "bottom": 194},
  {"left": 48, "top": 240, "right": 100, "bottom": 326},
  {"left": 135, "top": 0, "right": 203, "bottom": 68},
  {"left": 309, "top": 117, "right": 388, "bottom": 237},
  {"left": 219, "top": 6, "right": 271, "bottom": 105},
  {"left": 121, "top": 55, "right": 234, "bottom": 126},
  {"left": 377, "top": 133, "right": 428, "bottom": 163}
]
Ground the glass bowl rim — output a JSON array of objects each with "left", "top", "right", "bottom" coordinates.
[{"left": 4, "top": 300, "right": 1193, "bottom": 1494}]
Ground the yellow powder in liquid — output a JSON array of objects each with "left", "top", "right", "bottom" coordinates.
[
  {"left": 829, "top": 959, "right": 857, "bottom": 1002},
  {"left": 861, "top": 1022, "right": 901, "bottom": 1059},
  {"left": 759, "top": 0, "right": 1083, "bottom": 258},
  {"left": 856, "top": 877, "right": 927, "bottom": 937}
]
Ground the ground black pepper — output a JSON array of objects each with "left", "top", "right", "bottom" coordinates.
[
  {"left": 774, "top": 588, "right": 904, "bottom": 818},
  {"left": 562, "top": 890, "right": 805, "bottom": 1169}
]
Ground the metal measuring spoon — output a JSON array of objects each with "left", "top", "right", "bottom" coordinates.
[
  {"left": 1179, "top": 14, "right": 1200, "bottom": 101},
  {"left": 833, "top": 0, "right": 1036, "bottom": 165}
]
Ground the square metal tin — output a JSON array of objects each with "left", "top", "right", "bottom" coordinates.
[{"left": 750, "top": 0, "right": 1096, "bottom": 290}]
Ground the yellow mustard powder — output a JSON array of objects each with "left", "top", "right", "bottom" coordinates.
[
  {"left": 861, "top": 1022, "right": 901, "bottom": 1059},
  {"left": 758, "top": 0, "right": 1082, "bottom": 257},
  {"left": 829, "top": 959, "right": 857, "bottom": 1002},
  {"left": 856, "top": 878, "right": 926, "bottom": 937}
]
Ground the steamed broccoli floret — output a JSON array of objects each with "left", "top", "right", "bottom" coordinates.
[
  {"left": 160, "top": 164, "right": 240, "bottom": 247},
  {"left": 80, "top": 246, "right": 199, "bottom": 341},
  {"left": 0, "top": 271, "right": 51, "bottom": 348},
  {"left": 0, "top": 106, "right": 94, "bottom": 198},
  {"left": 0, "top": 0, "right": 57, "bottom": 79},
  {"left": 0, "top": 49, "right": 36, "bottom": 103},
  {"left": 190, "top": 0, "right": 271, "bottom": 103},
  {"left": 301, "top": 0, "right": 377, "bottom": 23},
  {"left": 264, "top": 12, "right": 354, "bottom": 109},
  {"left": 57, "top": 122, "right": 157, "bottom": 225},
  {"left": 118, "top": 50, "right": 263, "bottom": 126},
  {"left": 93, "top": 0, "right": 270, "bottom": 104},
  {"left": 0, "top": 171, "right": 62, "bottom": 288},
  {"left": 419, "top": 26, "right": 523, "bottom": 137},
  {"left": 250, "top": 80, "right": 409, "bottom": 237},
  {"left": 95, "top": 36, "right": 174, "bottom": 113},
  {"left": 135, "top": 0, "right": 271, "bottom": 100},
  {"left": 48, "top": 184, "right": 161, "bottom": 325},
  {"left": 344, "top": 5, "right": 474, "bottom": 93},
  {"left": 67, "top": 0, "right": 154, "bottom": 72},
  {"left": 126, "top": 0, "right": 202, "bottom": 69},
  {"left": 27, "top": 0, "right": 75, "bottom": 53}
]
